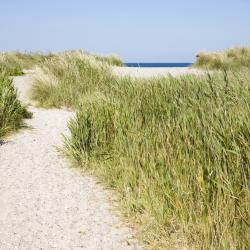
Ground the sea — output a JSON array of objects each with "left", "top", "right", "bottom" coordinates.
[{"left": 124, "top": 63, "right": 192, "bottom": 68}]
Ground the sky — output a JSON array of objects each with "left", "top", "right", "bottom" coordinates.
[{"left": 0, "top": 0, "right": 250, "bottom": 62}]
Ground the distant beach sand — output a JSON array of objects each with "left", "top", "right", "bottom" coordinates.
[{"left": 112, "top": 66, "right": 203, "bottom": 78}]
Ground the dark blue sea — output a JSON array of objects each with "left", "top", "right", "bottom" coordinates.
[{"left": 125, "top": 63, "right": 192, "bottom": 68}]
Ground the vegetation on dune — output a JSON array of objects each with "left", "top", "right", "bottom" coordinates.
[
  {"left": 0, "top": 50, "right": 122, "bottom": 137},
  {"left": 30, "top": 51, "right": 116, "bottom": 108},
  {"left": 0, "top": 51, "right": 123, "bottom": 77},
  {"left": 30, "top": 50, "right": 250, "bottom": 249},
  {"left": 0, "top": 53, "right": 23, "bottom": 76},
  {"left": 93, "top": 53, "right": 124, "bottom": 66},
  {"left": 194, "top": 47, "right": 250, "bottom": 70},
  {"left": 0, "top": 71, "right": 31, "bottom": 138},
  {"left": 0, "top": 52, "right": 54, "bottom": 76},
  {"left": 0, "top": 52, "right": 35, "bottom": 138},
  {"left": 65, "top": 71, "right": 250, "bottom": 249}
]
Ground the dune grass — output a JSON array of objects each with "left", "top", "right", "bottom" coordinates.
[
  {"left": 30, "top": 51, "right": 250, "bottom": 249},
  {"left": 30, "top": 51, "right": 116, "bottom": 108},
  {"left": 0, "top": 51, "right": 123, "bottom": 78},
  {"left": 0, "top": 52, "right": 55, "bottom": 76},
  {"left": 194, "top": 47, "right": 250, "bottom": 70},
  {"left": 0, "top": 52, "right": 35, "bottom": 138},
  {"left": 0, "top": 71, "right": 31, "bottom": 138},
  {"left": 64, "top": 71, "right": 250, "bottom": 249},
  {"left": 0, "top": 49, "right": 122, "bottom": 136},
  {"left": 93, "top": 53, "right": 124, "bottom": 66}
]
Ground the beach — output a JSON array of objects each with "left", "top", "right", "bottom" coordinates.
[{"left": 112, "top": 66, "right": 202, "bottom": 78}]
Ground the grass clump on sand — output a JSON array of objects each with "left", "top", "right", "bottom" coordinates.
[
  {"left": 0, "top": 53, "right": 23, "bottom": 76},
  {"left": 30, "top": 51, "right": 250, "bottom": 249},
  {"left": 0, "top": 71, "right": 31, "bottom": 138},
  {"left": 93, "top": 53, "right": 124, "bottom": 66},
  {"left": 0, "top": 52, "right": 35, "bottom": 138},
  {"left": 30, "top": 51, "right": 115, "bottom": 108},
  {"left": 194, "top": 47, "right": 250, "bottom": 70},
  {"left": 0, "top": 51, "right": 54, "bottom": 76}
]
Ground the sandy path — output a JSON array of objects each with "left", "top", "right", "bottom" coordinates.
[
  {"left": 0, "top": 73, "right": 139, "bottom": 249},
  {"left": 113, "top": 66, "right": 202, "bottom": 78}
]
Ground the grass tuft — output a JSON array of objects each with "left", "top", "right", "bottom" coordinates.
[
  {"left": 194, "top": 47, "right": 250, "bottom": 70},
  {"left": 0, "top": 71, "right": 32, "bottom": 138},
  {"left": 93, "top": 53, "right": 124, "bottom": 66},
  {"left": 0, "top": 51, "right": 55, "bottom": 75},
  {"left": 30, "top": 51, "right": 115, "bottom": 108}
]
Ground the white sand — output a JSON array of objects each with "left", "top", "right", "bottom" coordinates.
[
  {"left": 112, "top": 66, "right": 202, "bottom": 78},
  {"left": 0, "top": 72, "right": 140, "bottom": 249}
]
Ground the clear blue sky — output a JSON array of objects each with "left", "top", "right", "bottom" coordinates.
[{"left": 1, "top": 0, "right": 249, "bottom": 62}]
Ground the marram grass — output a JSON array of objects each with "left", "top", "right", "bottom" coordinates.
[
  {"left": 93, "top": 53, "right": 124, "bottom": 66},
  {"left": 64, "top": 71, "right": 250, "bottom": 249},
  {"left": 30, "top": 51, "right": 116, "bottom": 108},
  {"left": 0, "top": 52, "right": 38, "bottom": 138},
  {"left": 0, "top": 71, "right": 31, "bottom": 138},
  {"left": 0, "top": 51, "right": 54, "bottom": 76},
  {"left": 30, "top": 51, "right": 250, "bottom": 249},
  {"left": 194, "top": 47, "right": 250, "bottom": 70}
]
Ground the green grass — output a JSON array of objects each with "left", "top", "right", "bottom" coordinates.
[
  {"left": 30, "top": 51, "right": 250, "bottom": 249},
  {"left": 64, "top": 71, "right": 250, "bottom": 249},
  {"left": 30, "top": 51, "right": 115, "bottom": 108},
  {"left": 0, "top": 51, "right": 122, "bottom": 78},
  {"left": 194, "top": 47, "right": 250, "bottom": 70},
  {"left": 93, "top": 53, "right": 124, "bottom": 66},
  {"left": 0, "top": 49, "right": 122, "bottom": 136},
  {"left": 0, "top": 71, "right": 31, "bottom": 138},
  {"left": 0, "top": 51, "right": 55, "bottom": 76},
  {"left": 0, "top": 53, "right": 23, "bottom": 76},
  {"left": 0, "top": 52, "right": 35, "bottom": 138}
]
